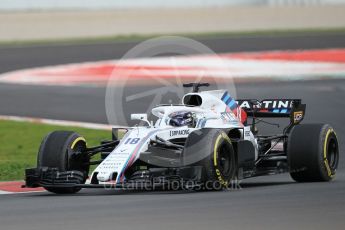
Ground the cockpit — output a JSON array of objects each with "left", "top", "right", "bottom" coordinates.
[{"left": 152, "top": 105, "right": 205, "bottom": 128}]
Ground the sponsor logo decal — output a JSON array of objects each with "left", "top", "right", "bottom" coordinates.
[
  {"left": 261, "top": 100, "right": 293, "bottom": 109},
  {"left": 245, "top": 130, "right": 251, "bottom": 137},
  {"left": 237, "top": 100, "right": 256, "bottom": 109},
  {"left": 237, "top": 99, "right": 294, "bottom": 110},
  {"left": 293, "top": 111, "right": 303, "bottom": 123},
  {"left": 170, "top": 129, "right": 190, "bottom": 136},
  {"left": 210, "top": 104, "right": 217, "bottom": 114}
]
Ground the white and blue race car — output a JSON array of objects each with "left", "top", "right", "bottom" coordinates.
[{"left": 25, "top": 83, "right": 339, "bottom": 193}]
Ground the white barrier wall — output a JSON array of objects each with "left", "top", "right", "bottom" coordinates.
[{"left": 0, "top": 0, "right": 344, "bottom": 11}]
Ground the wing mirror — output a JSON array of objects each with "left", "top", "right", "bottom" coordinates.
[{"left": 130, "top": 114, "right": 151, "bottom": 126}]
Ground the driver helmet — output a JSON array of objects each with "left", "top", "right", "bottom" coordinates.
[{"left": 168, "top": 111, "right": 195, "bottom": 127}]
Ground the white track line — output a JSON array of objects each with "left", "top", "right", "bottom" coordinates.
[
  {"left": 0, "top": 190, "right": 48, "bottom": 195},
  {"left": 0, "top": 190, "right": 12, "bottom": 195}
]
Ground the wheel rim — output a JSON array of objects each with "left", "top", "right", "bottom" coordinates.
[
  {"left": 68, "top": 140, "right": 89, "bottom": 177},
  {"left": 217, "top": 142, "right": 233, "bottom": 177},
  {"left": 327, "top": 136, "right": 339, "bottom": 171}
]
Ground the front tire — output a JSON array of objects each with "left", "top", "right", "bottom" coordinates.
[
  {"left": 288, "top": 124, "right": 339, "bottom": 182},
  {"left": 38, "top": 131, "right": 89, "bottom": 194},
  {"left": 183, "top": 129, "right": 236, "bottom": 190}
]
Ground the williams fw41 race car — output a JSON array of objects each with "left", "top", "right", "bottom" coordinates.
[{"left": 25, "top": 83, "right": 340, "bottom": 194}]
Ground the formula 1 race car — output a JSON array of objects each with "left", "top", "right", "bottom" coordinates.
[{"left": 25, "top": 83, "right": 340, "bottom": 193}]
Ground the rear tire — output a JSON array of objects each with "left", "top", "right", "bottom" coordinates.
[
  {"left": 288, "top": 124, "right": 339, "bottom": 182},
  {"left": 183, "top": 129, "right": 236, "bottom": 190},
  {"left": 38, "top": 131, "right": 89, "bottom": 194}
]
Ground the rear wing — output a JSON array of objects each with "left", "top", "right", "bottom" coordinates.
[{"left": 236, "top": 99, "right": 306, "bottom": 125}]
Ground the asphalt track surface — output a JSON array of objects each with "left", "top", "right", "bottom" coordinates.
[{"left": 0, "top": 34, "right": 345, "bottom": 230}]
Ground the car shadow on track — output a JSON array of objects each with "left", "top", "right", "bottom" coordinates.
[
  {"left": 240, "top": 181, "right": 295, "bottom": 188},
  {"left": 24, "top": 181, "right": 295, "bottom": 197}
]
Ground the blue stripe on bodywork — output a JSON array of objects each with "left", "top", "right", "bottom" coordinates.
[
  {"left": 221, "top": 91, "right": 238, "bottom": 110},
  {"left": 228, "top": 99, "right": 236, "bottom": 109},
  {"left": 225, "top": 97, "right": 232, "bottom": 105},
  {"left": 221, "top": 92, "right": 228, "bottom": 101},
  {"left": 223, "top": 94, "right": 230, "bottom": 103}
]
